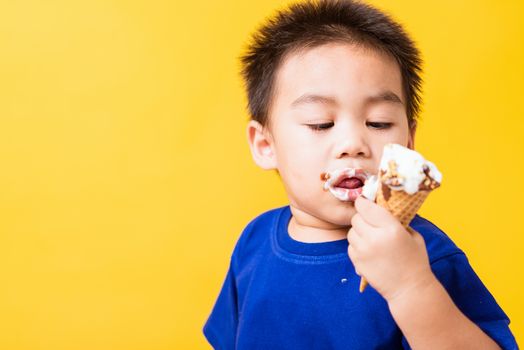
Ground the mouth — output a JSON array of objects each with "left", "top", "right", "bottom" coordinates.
[
  {"left": 322, "top": 168, "right": 371, "bottom": 202},
  {"left": 334, "top": 174, "right": 367, "bottom": 190}
]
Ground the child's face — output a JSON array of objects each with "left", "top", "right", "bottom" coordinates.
[{"left": 248, "top": 43, "right": 414, "bottom": 228}]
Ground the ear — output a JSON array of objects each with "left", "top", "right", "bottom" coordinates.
[
  {"left": 247, "top": 120, "right": 278, "bottom": 170},
  {"left": 407, "top": 122, "right": 417, "bottom": 150}
]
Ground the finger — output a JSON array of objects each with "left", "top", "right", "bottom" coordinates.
[
  {"left": 350, "top": 213, "right": 370, "bottom": 234},
  {"left": 346, "top": 245, "right": 360, "bottom": 276},
  {"left": 347, "top": 243, "right": 356, "bottom": 261},
  {"left": 355, "top": 195, "right": 398, "bottom": 227},
  {"left": 346, "top": 227, "right": 363, "bottom": 248},
  {"left": 351, "top": 213, "right": 383, "bottom": 240}
]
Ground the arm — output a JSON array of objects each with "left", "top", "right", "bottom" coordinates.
[{"left": 347, "top": 197, "right": 502, "bottom": 349}]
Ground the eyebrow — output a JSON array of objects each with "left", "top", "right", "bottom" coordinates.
[
  {"left": 290, "top": 91, "right": 404, "bottom": 108},
  {"left": 291, "top": 94, "right": 337, "bottom": 107},
  {"left": 366, "top": 91, "right": 404, "bottom": 105}
]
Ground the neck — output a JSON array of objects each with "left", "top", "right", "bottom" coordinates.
[{"left": 288, "top": 208, "right": 349, "bottom": 243}]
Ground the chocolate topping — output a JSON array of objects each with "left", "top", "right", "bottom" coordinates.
[
  {"left": 418, "top": 165, "right": 441, "bottom": 191},
  {"left": 381, "top": 160, "right": 405, "bottom": 188},
  {"left": 381, "top": 183, "right": 391, "bottom": 201}
]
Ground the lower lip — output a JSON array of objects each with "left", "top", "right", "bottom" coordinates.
[{"left": 333, "top": 186, "right": 363, "bottom": 202}]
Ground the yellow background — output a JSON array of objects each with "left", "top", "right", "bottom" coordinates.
[{"left": 0, "top": 0, "right": 522, "bottom": 348}]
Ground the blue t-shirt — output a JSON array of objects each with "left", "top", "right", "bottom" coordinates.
[{"left": 203, "top": 206, "right": 517, "bottom": 349}]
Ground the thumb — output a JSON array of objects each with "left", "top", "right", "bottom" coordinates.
[{"left": 355, "top": 195, "right": 398, "bottom": 228}]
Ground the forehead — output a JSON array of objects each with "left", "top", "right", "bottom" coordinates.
[{"left": 271, "top": 43, "right": 404, "bottom": 112}]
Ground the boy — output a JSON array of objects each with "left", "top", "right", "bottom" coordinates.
[{"left": 203, "top": 0, "right": 518, "bottom": 349}]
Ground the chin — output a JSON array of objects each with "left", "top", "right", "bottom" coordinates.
[
  {"left": 327, "top": 206, "right": 356, "bottom": 226},
  {"left": 331, "top": 218, "right": 351, "bottom": 227}
]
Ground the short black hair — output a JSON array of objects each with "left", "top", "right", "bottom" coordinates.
[{"left": 240, "top": 0, "right": 423, "bottom": 129}]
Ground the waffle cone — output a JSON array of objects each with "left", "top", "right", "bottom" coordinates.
[
  {"left": 359, "top": 186, "right": 430, "bottom": 293},
  {"left": 376, "top": 187, "right": 429, "bottom": 227}
]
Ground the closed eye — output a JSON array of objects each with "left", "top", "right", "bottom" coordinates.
[
  {"left": 367, "top": 122, "right": 393, "bottom": 130},
  {"left": 306, "top": 122, "right": 334, "bottom": 131}
]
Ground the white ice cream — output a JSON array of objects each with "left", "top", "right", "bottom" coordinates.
[
  {"left": 361, "top": 175, "right": 379, "bottom": 201},
  {"left": 379, "top": 143, "right": 442, "bottom": 194}
]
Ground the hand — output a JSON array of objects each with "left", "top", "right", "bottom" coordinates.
[{"left": 347, "top": 196, "right": 434, "bottom": 302}]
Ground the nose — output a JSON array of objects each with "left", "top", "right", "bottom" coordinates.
[{"left": 334, "top": 124, "right": 370, "bottom": 159}]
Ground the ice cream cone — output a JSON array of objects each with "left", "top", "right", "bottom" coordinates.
[
  {"left": 376, "top": 185, "right": 430, "bottom": 227},
  {"left": 359, "top": 184, "right": 430, "bottom": 293}
]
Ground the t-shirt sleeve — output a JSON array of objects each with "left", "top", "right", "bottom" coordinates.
[
  {"left": 402, "top": 252, "right": 518, "bottom": 350},
  {"left": 203, "top": 260, "right": 238, "bottom": 349}
]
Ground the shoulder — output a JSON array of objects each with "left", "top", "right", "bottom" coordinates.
[
  {"left": 410, "top": 215, "right": 464, "bottom": 264},
  {"left": 231, "top": 206, "right": 289, "bottom": 268},
  {"left": 238, "top": 206, "right": 288, "bottom": 243}
]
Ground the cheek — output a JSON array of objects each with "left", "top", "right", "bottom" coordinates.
[
  {"left": 274, "top": 144, "right": 324, "bottom": 193},
  {"left": 393, "top": 120, "right": 411, "bottom": 145},
  {"left": 378, "top": 125, "right": 411, "bottom": 147},
  {"left": 279, "top": 152, "right": 320, "bottom": 184},
  {"left": 393, "top": 132, "right": 411, "bottom": 148},
  {"left": 275, "top": 130, "right": 322, "bottom": 167}
]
